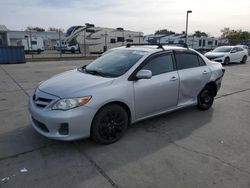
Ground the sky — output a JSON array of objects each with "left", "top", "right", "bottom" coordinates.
[{"left": 0, "top": 0, "right": 250, "bottom": 36}]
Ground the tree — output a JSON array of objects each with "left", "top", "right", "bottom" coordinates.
[
  {"left": 192, "top": 30, "right": 208, "bottom": 37},
  {"left": 25, "top": 26, "right": 45, "bottom": 32},
  {"left": 155, "top": 29, "right": 175, "bottom": 35},
  {"left": 221, "top": 27, "right": 250, "bottom": 45},
  {"left": 48, "top": 27, "right": 64, "bottom": 32}
]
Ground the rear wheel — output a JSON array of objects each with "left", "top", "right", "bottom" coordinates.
[
  {"left": 71, "top": 48, "right": 75, "bottom": 54},
  {"left": 241, "top": 55, "right": 247, "bottom": 64},
  {"left": 224, "top": 57, "right": 230, "bottom": 65},
  {"left": 197, "top": 85, "right": 214, "bottom": 110},
  {"left": 91, "top": 104, "right": 128, "bottom": 144}
]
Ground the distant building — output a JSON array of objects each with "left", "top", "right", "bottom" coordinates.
[{"left": 1, "top": 25, "right": 65, "bottom": 49}]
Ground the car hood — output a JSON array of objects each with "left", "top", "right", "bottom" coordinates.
[
  {"left": 38, "top": 69, "right": 114, "bottom": 98},
  {"left": 205, "top": 52, "right": 226, "bottom": 57}
]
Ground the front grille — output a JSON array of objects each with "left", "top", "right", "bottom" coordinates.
[
  {"left": 33, "top": 94, "right": 53, "bottom": 108},
  {"left": 32, "top": 117, "right": 49, "bottom": 133},
  {"left": 206, "top": 56, "right": 217, "bottom": 60}
]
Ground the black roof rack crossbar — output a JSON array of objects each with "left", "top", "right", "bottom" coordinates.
[
  {"left": 126, "top": 43, "right": 189, "bottom": 49},
  {"left": 126, "top": 43, "right": 164, "bottom": 50}
]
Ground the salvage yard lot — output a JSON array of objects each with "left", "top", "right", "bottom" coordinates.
[{"left": 0, "top": 59, "right": 250, "bottom": 188}]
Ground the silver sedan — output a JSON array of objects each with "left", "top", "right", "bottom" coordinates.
[{"left": 29, "top": 45, "right": 225, "bottom": 144}]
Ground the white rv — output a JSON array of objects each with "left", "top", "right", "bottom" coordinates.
[
  {"left": 144, "top": 34, "right": 228, "bottom": 52},
  {"left": 17, "top": 36, "right": 44, "bottom": 54},
  {"left": 64, "top": 25, "right": 143, "bottom": 54}
]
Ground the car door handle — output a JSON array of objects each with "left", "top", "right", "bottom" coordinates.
[
  {"left": 170, "top": 76, "right": 178, "bottom": 81},
  {"left": 202, "top": 71, "right": 209, "bottom": 75}
]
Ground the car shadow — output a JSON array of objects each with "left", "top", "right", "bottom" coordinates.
[
  {"left": 222, "top": 62, "right": 245, "bottom": 66},
  {"left": 0, "top": 106, "right": 214, "bottom": 186}
]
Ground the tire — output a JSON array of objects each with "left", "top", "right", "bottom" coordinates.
[
  {"left": 71, "top": 48, "right": 75, "bottom": 54},
  {"left": 241, "top": 55, "right": 247, "bottom": 64},
  {"left": 197, "top": 85, "right": 215, "bottom": 111},
  {"left": 37, "top": 49, "right": 41, "bottom": 54},
  {"left": 91, "top": 104, "right": 128, "bottom": 144},
  {"left": 224, "top": 57, "right": 230, "bottom": 65}
]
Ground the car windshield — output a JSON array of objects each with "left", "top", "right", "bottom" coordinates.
[
  {"left": 213, "top": 46, "right": 232, "bottom": 53},
  {"left": 84, "top": 50, "right": 145, "bottom": 77}
]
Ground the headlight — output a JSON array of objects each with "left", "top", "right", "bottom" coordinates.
[{"left": 52, "top": 96, "right": 92, "bottom": 110}]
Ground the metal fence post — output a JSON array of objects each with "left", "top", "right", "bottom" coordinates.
[
  {"left": 29, "top": 30, "right": 34, "bottom": 59},
  {"left": 59, "top": 30, "right": 62, "bottom": 58}
]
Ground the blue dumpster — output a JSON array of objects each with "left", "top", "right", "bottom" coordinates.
[{"left": 0, "top": 46, "right": 25, "bottom": 64}]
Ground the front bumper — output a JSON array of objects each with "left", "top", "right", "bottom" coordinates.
[
  {"left": 206, "top": 56, "right": 225, "bottom": 63},
  {"left": 29, "top": 96, "right": 97, "bottom": 141}
]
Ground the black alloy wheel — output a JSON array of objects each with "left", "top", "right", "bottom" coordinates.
[
  {"left": 91, "top": 104, "right": 128, "bottom": 144},
  {"left": 197, "top": 86, "right": 214, "bottom": 110}
]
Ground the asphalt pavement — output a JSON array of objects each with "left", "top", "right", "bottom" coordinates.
[{"left": 0, "top": 59, "right": 250, "bottom": 188}]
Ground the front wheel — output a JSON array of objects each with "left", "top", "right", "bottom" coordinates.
[
  {"left": 91, "top": 104, "right": 128, "bottom": 144},
  {"left": 241, "top": 55, "right": 247, "bottom": 64},
  {"left": 224, "top": 57, "right": 230, "bottom": 65},
  {"left": 197, "top": 86, "right": 214, "bottom": 110}
]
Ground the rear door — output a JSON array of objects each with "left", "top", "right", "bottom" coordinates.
[
  {"left": 230, "top": 47, "right": 239, "bottom": 62},
  {"left": 133, "top": 52, "right": 179, "bottom": 119},
  {"left": 174, "top": 51, "right": 211, "bottom": 106},
  {"left": 236, "top": 47, "right": 245, "bottom": 62}
]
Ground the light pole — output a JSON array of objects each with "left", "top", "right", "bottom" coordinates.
[{"left": 185, "top": 10, "right": 192, "bottom": 44}]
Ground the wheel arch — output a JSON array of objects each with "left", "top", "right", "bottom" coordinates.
[
  {"left": 92, "top": 101, "right": 132, "bottom": 126},
  {"left": 205, "top": 81, "right": 217, "bottom": 96}
]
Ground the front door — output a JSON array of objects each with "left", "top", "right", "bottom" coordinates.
[{"left": 133, "top": 53, "right": 179, "bottom": 119}]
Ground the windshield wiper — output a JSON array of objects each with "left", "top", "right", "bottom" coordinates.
[{"left": 79, "top": 66, "right": 117, "bottom": 77}]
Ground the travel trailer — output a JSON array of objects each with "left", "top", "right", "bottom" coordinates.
[
  {"left": 64, "top": 25, "right": 143, "bottom": 54},
  {"left": 144, "top": 34, "right": 229, "bottom": 52},
  {"left": 17, "top": 36, "right": 44, "bottom": 54}
]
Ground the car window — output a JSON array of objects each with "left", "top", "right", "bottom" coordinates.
[
  {"left": 197, "top": 55, "right": 206, "bottom": 66},
  {"left": 142, "top": 54, "right": 174, "bottom": 76},
  {"left": 236, "top": 47, "right": 243, "bottom": 52},
  {"left": 175, "top": 53, "right": 200, "bottom": 70},
  {"left": 231, "top": 48, "right": 237, "bottom": 53}
]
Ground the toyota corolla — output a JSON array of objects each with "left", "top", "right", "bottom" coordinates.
[{"left": 29, "top": 44, "right": 225, "bottom": 144}]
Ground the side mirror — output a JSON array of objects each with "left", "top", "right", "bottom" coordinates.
[
  {"left": 136, "top": 69, "right": 152, "bottom": 80},
  {"left": 231, "top": 50, "right": 237, "bottom": 53}
]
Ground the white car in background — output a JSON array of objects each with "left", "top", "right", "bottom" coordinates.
[{"left": 205, "top": 46, "right": 248, "bottom": 64}]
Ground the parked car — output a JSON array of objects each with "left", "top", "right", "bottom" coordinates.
[
  {"left": 205, "top": 46, "right": 248, "bottom": 64},
  {"left": 237, "top": 45, "right": 250, "bottom": 56},
  {"left": 29, "top": 44, "right": 225, "bottom": 144}
]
